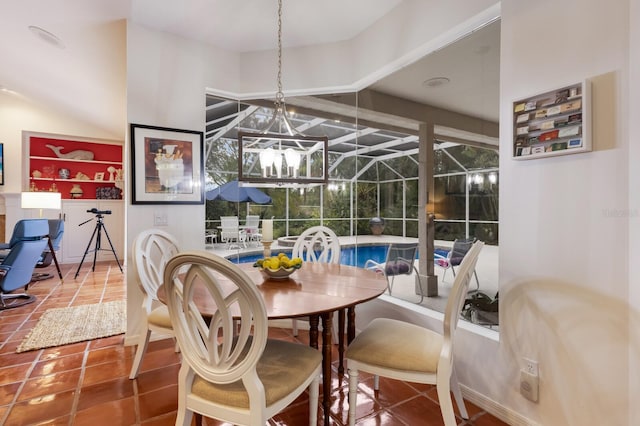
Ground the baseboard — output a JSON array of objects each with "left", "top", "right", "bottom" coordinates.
[{"left": 461, "top": 385, "right": 539, "bottom": 426}]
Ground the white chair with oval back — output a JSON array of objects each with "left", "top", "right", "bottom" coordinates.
[
  {"left": 291, "top": 226, "right": 341, "bottom": 338},
  {"left": 346, "top": 241, "right": 484, "bottom": 426},
  {"left": 164, "top": 251, "right": 321, "bottom": 426},
  {"left": 128, "top": 229, "right": 181, "bottom": 379}
]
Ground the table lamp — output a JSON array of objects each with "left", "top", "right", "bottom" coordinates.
[{"left": 21, "top": 192, "right": 62, "bottom": 218}]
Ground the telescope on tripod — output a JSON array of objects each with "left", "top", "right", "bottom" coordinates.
[{"left": 74, "top": 208, "right": 123, "bottom": 279}]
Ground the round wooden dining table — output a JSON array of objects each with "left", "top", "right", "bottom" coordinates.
[{"left": 158, "top": 261, "right": 386, "bottom": 426}]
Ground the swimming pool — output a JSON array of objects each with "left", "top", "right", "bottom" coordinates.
[{"left": 227, "top": 245, "right": 445, "bottom": 268}]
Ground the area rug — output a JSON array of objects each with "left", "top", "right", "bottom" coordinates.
[{"left": 16, "top": 300, "right": 126, "bottom": 353}]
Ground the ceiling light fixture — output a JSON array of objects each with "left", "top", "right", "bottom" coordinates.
[
  {"left": 237, "top": 0, "right": 328, "bottom": 188},
  {"left": 422, "top": 77, "right": 450, "bottom": 88},
  {"left": 28, "top": 26, "right": 65, "bottom": 49}
]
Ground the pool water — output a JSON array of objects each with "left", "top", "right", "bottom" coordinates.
[{"left": 227, "top": 245, "right": 446, "bottom": 268}]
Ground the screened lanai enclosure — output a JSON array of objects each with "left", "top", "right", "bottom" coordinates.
[{"left": 204, "top": 94, "right": 499, "bottom": 246}]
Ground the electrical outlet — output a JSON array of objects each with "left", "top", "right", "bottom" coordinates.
[
  {"left": 520, "top": 369, "right": 539, "bottom": 402},
  {"left": 524, "top": 358, "right": 538, "bottom": 376}
]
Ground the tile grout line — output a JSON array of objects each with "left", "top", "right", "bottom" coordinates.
[{"left": 67, "top": 342, "right": 92, "bottom": 425}]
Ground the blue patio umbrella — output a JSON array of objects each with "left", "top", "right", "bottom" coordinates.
[{"left": 205, "top": 180, "right": 272, "bottom": 204}]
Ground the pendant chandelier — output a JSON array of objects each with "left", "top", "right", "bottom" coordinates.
[{"left": 238, "top": 0, "right": 328, "bottom": 188}]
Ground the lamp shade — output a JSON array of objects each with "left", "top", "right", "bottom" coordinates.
[{"left": 21, "top": 192, "right": 62, "bottom": 210}]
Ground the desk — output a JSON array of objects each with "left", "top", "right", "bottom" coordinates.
[{"left": 159, "top": 262, "right": 386, "bottom": 425}]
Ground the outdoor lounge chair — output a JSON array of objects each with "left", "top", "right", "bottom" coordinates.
[
  {"left": 364, "top": 242, "right": 422, "bottom": 303},
  {"left": 434, "top": 238, "right": 481, "bottom": 291}
]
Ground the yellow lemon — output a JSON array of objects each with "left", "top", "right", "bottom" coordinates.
[{"left": 269, "top": 258, "right": 281, "bottom": 269}]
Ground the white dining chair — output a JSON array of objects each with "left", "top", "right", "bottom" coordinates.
[
  {"left": 129, "top": 229, "right": 181, "bottom": 379},
  {"left": 291, "top": 226, "right": 341, "bottom": 338},
  {"left": 163, "top": 250, "right": 322, "bottom": 426},
  {"left": 346, "top": 241, "right": 484, "bottom": 426}
]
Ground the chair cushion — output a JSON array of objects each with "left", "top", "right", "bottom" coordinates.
[
  {"left": 450, "top": 256, "right": 465, "bottom": 266},
  {"left": 148, "top": 305, "right": 173, "bottom": 329},
  {"left": 191, "top": 338, "right": 321, "bottom": 408},
  {"left": 435, "top": 258, "right": 450, "bottom": 268},
  {"left": 346, "top": 318, "right": 443, "bottom": 373},
  {"left": 385, "top": 260, "right": 410, "bottom": 276}
]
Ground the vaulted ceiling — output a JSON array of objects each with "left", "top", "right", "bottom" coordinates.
[{"left": 2, "top": 0, "right": 500, "bottom": 156}]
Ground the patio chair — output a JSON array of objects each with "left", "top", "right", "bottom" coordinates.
[
  {"left": 364, "top": 242, "right": 422, "bottom": 303},
  {"left": 346, "top": 241, "right": 484, "bottom": 426},
  {"left": 243, "top": 215, "right": 262, "bottom": 246},
  {"left": 204, "top": 229, "right": 218, "bottom": 245},
  {"left": 434, "top": 238, "right": 481, "bottom": 291},
  {"left": 219, "top": 216, "right": 246, "bottom": 249},
  {"left": 163, "top": 251, "right": 321, "bottom": 426}
]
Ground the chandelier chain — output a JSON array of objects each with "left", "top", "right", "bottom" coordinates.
[{"left": 276, "top": 0, "right": 284, "bottom": 104}]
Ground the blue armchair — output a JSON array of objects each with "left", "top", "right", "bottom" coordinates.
[{"left": 0, "top": 219, "right": 50, "bottom": 310}]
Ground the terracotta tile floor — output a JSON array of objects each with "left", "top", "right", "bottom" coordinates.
[{"left": 0, "top": 261, "right": 508, "bottom": 425}]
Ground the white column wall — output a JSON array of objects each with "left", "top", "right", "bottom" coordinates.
[
  {"left": 628, "top": 0, "right": 640, "bottom": 423},
  {"left": 499, "top": 0, "right": 631, "bottom": 424},
  {"left": 125, "top": 23, "right": 214, "bottom": 341}
]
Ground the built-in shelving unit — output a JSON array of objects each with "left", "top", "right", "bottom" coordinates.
[
  {"left": 22, "top": 131, "right": 125, "bottom": 263},
  {"left": 512, "top": 81, "right": 591, "bottom": 160},
  {"left": 24, "top": 132, "right": 124, "bottom": 199}
]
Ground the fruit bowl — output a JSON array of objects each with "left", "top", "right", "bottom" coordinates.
[
  {"left": 254, "top": 253, "right": 303, "bottom": 280},
  {"left": 259, "top": 266, "right": 299, "bottom": 280}
]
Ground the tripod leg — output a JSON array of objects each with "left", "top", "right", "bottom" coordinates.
[
  {"left": 75, "top": 222, "right": 100, "bottom": 279},
  {"left": 100, "top": 223, "right": 123, "bottom": 272},
  {"left": 92, "top": 223, "right": 102, "bottom": 273}
]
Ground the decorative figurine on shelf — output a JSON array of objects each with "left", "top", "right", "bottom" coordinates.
[
  {"left": 46, "top": 144, "right": 94, "bottom": 160},
  {"left": 70, "top": 184, "right": 83, "bottom": 199},
  {"left": 58, "top": 168, "right": 70, "bottom": 179},
  {"left": 50, "top": 183, "right": 58, "bottom": 192},
  {"left": 29, "top": 182, "right": 37, "bottom": 192},
  {"left": 42, "top": 165, "right": 55, "bottom": 178},
  {"left": 75, "top": 171, "right": 90, "bottom": 180},
  {"left": 32, "top": 170, "right": 42, "bottom": 179},
  {"left": 114, "top": 168, "right": 124, "bottom": 197},
  {"left": 107, "top": 166, "right": 116, "bottom": 181}
]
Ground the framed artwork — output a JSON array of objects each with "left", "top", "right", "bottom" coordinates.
[
  {"left": 130, "top": 123, "right": 204, "bottom": 204},
  {"left": 94, "top": 172, "right": 104, "bottom": 181},
  {"left": 0, "top": 143, "right": 4, "bottom": 185}
]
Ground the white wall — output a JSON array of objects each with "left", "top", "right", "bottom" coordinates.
[
  {"left": 125, "top": 23, "right": 212, "bottom": 340},
  {"left": 498, "top": 0, "right": 632, "bottom": 424}
]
